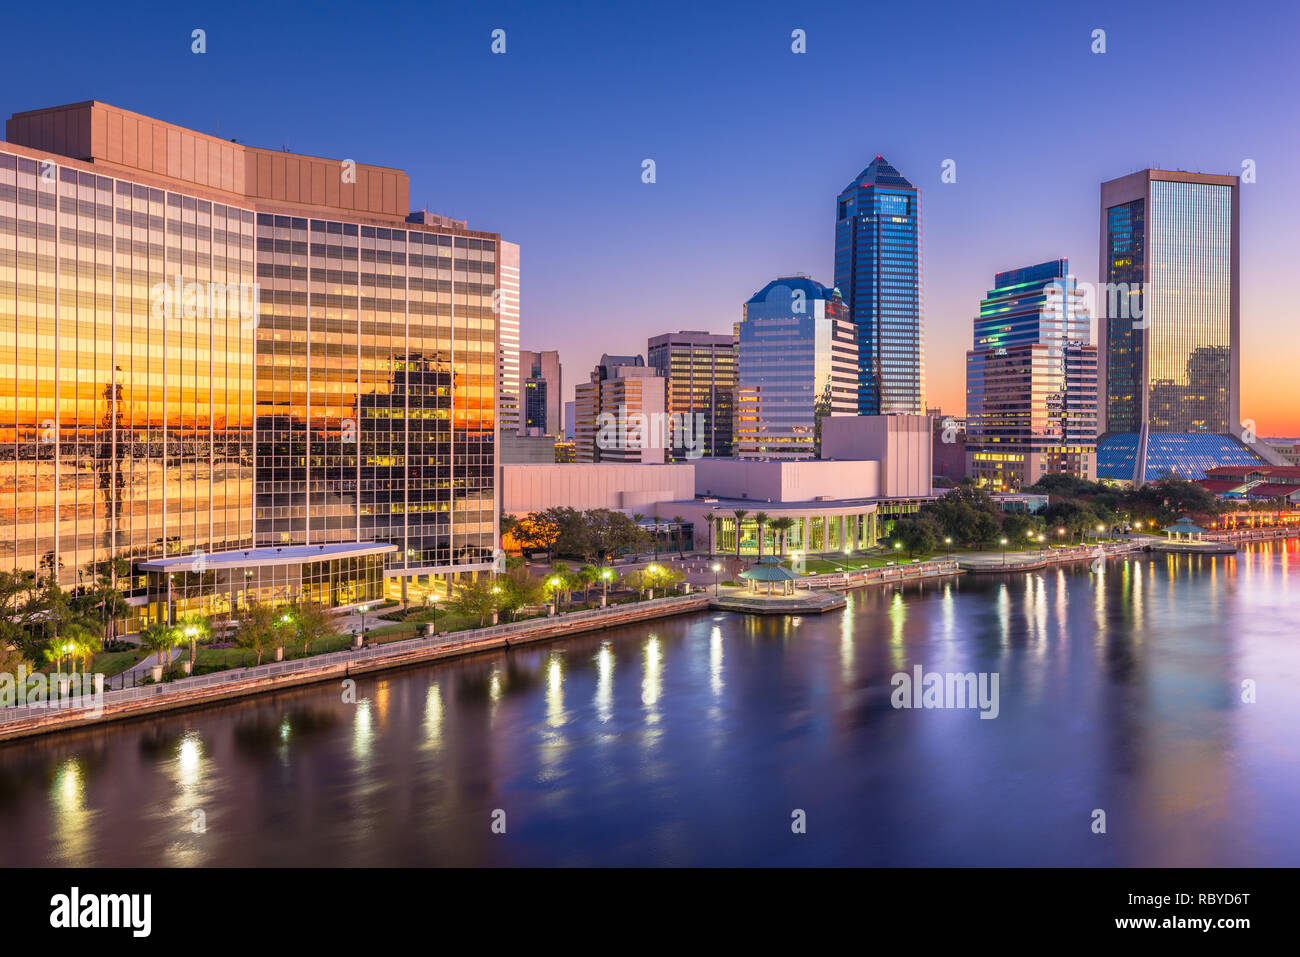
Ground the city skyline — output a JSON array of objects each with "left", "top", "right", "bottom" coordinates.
[{"left": 2, "top": 0, "right": 1295, "bottom": 434}]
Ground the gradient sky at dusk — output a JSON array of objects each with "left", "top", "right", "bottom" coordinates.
[{"left": 5, "top": 0, "right": 1297, "bottom": 433}]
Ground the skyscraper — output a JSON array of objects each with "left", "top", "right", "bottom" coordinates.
[
  {"left": 1095, "top": 169, "right": 1281, "bottom": 482},
  {"left": 0, "top": 100, "right": 500, "bottom": 624},
  {"left": 496, "top": 241, "right": 521, "bottom": 434},
  {"left": 573, "top": 354, "right": 668, "bottom": 463},
  {"left": 965, "top": 260, "right": 1098, "bottom": 490},
  {"left": 518, "top": 349, "right": 562, "bottom": 435},
  {"left": 734, "top": 278, "right": 858, "bottom": 460},
  {"left": 647, "top": 330, "right": 736, "bottom": 459},
  {"left": 834, "top": 156, "right": 923, "bottom": 415}
]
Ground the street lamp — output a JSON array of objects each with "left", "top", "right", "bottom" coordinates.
[
  {"left": 1000, "top": 537, "right": 1008, "bottom": 566},
  {"left": 358, "top": 604, "right": 370, "bottom": 641},
  {"left": 601, "top": 567, "right": 613, "bottom": 604},
  {"left": 711, "top": 561, "right": 721, "bottom": 596},
  {"left": 549, "top": 576, "right": 561, "bottom": 614},
  {"left": 944, "top": 537, "right": 952, "bottom": 560}
]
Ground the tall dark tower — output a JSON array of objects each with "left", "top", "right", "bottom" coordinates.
[{"left": 834, "top": 156, "right": 923, "bottom": 415}]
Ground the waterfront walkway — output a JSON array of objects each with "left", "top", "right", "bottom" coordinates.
[{"left": 0, "top": 592, "right": 711, "bottom": 741}]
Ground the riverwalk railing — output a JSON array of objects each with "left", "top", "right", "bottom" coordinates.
[
  {"left": 0, "top": 592, "right": 709, "bottom": 728},
  {"left": 797, "top": 559, "right": 961, "bottom": 589}
]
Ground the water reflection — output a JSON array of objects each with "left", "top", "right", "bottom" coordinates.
[{"left": 4, "top": 543, "right": 1299, "bottom": 866}]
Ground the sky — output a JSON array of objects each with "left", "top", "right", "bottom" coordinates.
[{"left": 4, "top": 0, "right": 1297, "bottom": 434}]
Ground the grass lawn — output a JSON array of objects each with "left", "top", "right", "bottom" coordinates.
[{"left": 90, "top": 648, "right": 152, "bottom": 677}]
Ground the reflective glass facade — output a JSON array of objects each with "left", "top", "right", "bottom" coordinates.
[
  {"left": 735, "top": 278, "right": 857, "bottom": 460},
  {"left": 1098, "top": 170, "right": 1256, "bottom": 482},
  {"left": 834, "top": 157, "right": 924, "bottom": 415},
  {"left": 1, "top": 102, "right": 499, "bottom": 604},
  {"left": 647, "top": 331, "right": 736, "bottom": 459},
  {"left": 965, "top": 260, "right": 1097, "bottom": 490},
  {"left": 253, "top": 214, "right": 496, "bottom": 571},
  {"left": 0, "top": 148, "right": 256, "bottom": 588},
  {"left": 1146, "top": 181, "right": 1232, "bottom": 433}
]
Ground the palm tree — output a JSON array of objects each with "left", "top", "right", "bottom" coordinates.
[
  {"left": 63, "top": 623, "right": 100, "bottom": 675},
  {"left": 769, "top": 516, "right": 796, "bottom": 557},
  {"left": 732, "top": 509, "right": 749, "bottom": 560},
  {"left": 631, "top": 513, "right": 646, "bottom": 559},
  {"left": 140, "top": 622, "right": 178, "bottom": 674},
  {"left": 753, "top": 512, "right": 770, "bottom": 560},
  {"left": 176, "top": 612, "right": 211, "bottom": 671},
  {"left": 704, "top": 514, "right": 717, "bottom": 557},
  {"left": 672, "top": 516, "right": 686, "bottom": 557}
]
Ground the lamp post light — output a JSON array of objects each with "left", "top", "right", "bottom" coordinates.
[
  {"left": 711, "top": 562, "right": 721, "bottom": 596},
  {"left": 549, "top": 576, "right": 561, "bottom": 615},
  {"left": 1096, "top": 523, "right": 1105, "bottom": 545},
  {"left": 1000, "top": 537, "right": 1009, "bottom": 566},
  {"left": 357, "top": 604, "right": 370, "bottom": 646},
  {"left": 1037, "top": 533, "right": 1045, "bottom": 558},
  {"left": 645, "top": 563, "right": 661, "bottom": 600},
  {"left": 944, "top": 537, "right": 953, "bottom": 560},
  {"left": 601, "top": 567, "right": 613, "bottom": 606}
]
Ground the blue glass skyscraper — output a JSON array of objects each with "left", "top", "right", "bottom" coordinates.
[
  {"left": 834, "top": 156, "right": 923, "bottom": 415},
  {"left": 965, "top": 260, "right": 1098, "bottom": 490}
]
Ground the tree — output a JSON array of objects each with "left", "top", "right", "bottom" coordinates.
[
  {"left": 0, "top": 642, "right": 32, "bottom": 680},
  {"left": 284, "top": 601, "right": 336, "bottom": 656},
  {"left": 548, "top": 562, "right": 573, "bottom": 605},
  {"left": 233, "top": 600, "right": 281, "bottom": 666},
  {"left": 586, "top": 509, "right": 641, "bottom": 561},
  {"left": 889, "top": 516, "right": 943, "bottom": 558},
  {"left": 499, "top": 566, "right": 544, "bottom": 621},
  {"left": 62, "top": 623, "right": 101, "bottom": 675},
  {"left": 514, "top": 514, "right": 560, "bottom": 559},
  {"left": 768, "top": 516, "right": 796, "bottom": 557},
  {"left": 176, "top": 612, "right": 211, "bottom": 670},
  {"left": 732, "top": 509, "right": 749, "bottom": 559},
  {"left": 449, "top": 578, "right": 501, "bottom": 627},
  {"left": 499, "top": 514, "right": 520, "bottom": 549},
  {"left": 85, "top": 556, "right": 132, "bottom": 647},
  {"left": 578, "top": 564, "right": 601, "bottom": 601},
  {"left": 631, "top": 514, "right": 647, "bottom": 558},
  {"left": 704, "top": 514, "right": 717, "bottom": 556},
  {"left": 1000, "top": 513, "right": 1040, "bottom": 544},
  {"left": 672, "top": 515, "right": 686, "bottom": 557},
  {"left": 140, "top": 622, "right": 179, "bottom": 673},
  {"left": 753, "top": 512, "right": 770, "bottom": 559}
]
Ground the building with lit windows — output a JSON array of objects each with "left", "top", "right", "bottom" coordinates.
[
  {"left": 965, "top": 260, "right": 1098, "bottom": 490},
  {"left": 573, "top": 354, "right": 668, "bottom": 464},
  {"left": 734, "top": 278, "right": 857, "bottom": 460},
  {"left": 647, "top": 330, "right": 735, "bottom": 459},
  {"left": 1095, "top": 168, "right": 1282, "bottom": 482},
  {"left": 518, "top": 348, "right": 561, "bottom": 436},
  {"left": 496, "top": 241, "right": 521, "bottom": 433},
  {"left": 834, "top": 156, "right": 924, "bottom": 415},
  {"left": 0, "top": 100, "right": 503, "bottom": 626}
]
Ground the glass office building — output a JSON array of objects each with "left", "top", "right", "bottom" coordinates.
[
  {"left": 1095, "top": 169, "right": 1274, "bottom": 482},
  {"left": 0, "top": 101, "right": 500, "bottom": 622},
  {"left": 734, "top": 278, "right": 858, "bottom": 460},
  {"left": 965, "top": 260, "right": 1098, "bottom": 490},
  {"left": 647, "top": 330, "right": 736, "bottom": 459},
  {"left": 834, "top": 156, "right": 924, "bottom": 415}
]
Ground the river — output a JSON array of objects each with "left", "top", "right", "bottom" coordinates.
[{"left": 2, "top": 542, "right": 1297, "bottom": 866}]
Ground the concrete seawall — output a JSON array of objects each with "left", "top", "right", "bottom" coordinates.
[{"left": 0, "top": 594, "right": 712, "bottom": 743}]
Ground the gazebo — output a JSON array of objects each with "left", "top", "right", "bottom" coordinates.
[
  {"left": 738, "top": 557, "right": 798, "bottom": 595},
  {"left": 1162, "top": 517, "right": 1207, "bottom": 542}
]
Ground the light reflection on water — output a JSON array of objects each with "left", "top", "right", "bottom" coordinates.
[{"left": 2, "top": 541, "right": 1298, "bottom": 866}]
